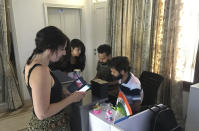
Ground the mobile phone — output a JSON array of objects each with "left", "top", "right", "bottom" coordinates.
[{"left": 78, "top": 85, "right": 90, "bottom": 92}]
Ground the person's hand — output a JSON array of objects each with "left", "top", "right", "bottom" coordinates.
[{"left": 69, "top": 91, "right": 86, "bottom": 103}]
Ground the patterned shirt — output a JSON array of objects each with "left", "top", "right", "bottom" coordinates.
[{"left": 119, "top": 72, "right": 143, "bottom": 104}]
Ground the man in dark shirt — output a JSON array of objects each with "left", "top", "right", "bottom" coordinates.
[
  {"left": 95, "top": 44, "right": 113, "bottom": 82},
  {"left": 94, "top": 44, "right": 119, "bottom": 105}
]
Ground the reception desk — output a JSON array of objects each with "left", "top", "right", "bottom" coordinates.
[
  {"left": 89, "top": 105, "right": 159, "bottom": 131},
  {"left": 89, "top": 109, "right": 116, "bottom": 131},
  {"left": 70, "top": 90, "right": 108, "bottom": 131}
]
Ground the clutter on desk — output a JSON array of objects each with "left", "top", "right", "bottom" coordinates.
[
  {"left": 91, "top": 91, "right": 133, "bottom": 123},
  {"left": 91, "top": 102, "right": 126, "bottom": 123},
  {"left": 105, "top": 109, "right": 113, "bottom": 121},
  {"left": 92, "top": 103, "right": 102, "bottom": 115},
  {"left": 101, "top": 103, "right": 114, "bottom": 121},
  {"left": 100, "top": 103, "right": 112, "bottom": 111}
]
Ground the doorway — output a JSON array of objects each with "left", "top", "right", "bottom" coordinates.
[
  {"left": 92, "top": 2, "right": 108, "bottom": 76},
  {"left": 45, "top": 5, "right": 82, "bottom": 39},
  {"left": 44, "top": 4, "right": 86, "bottom": 79}
]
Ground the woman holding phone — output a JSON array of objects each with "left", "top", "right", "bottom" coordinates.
[{"left": 24, "top": 26, "right": 85, "bottom": 130}]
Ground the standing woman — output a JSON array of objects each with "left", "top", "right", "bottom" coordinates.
[
  {"left": 49, "top": 39, "right": 86, "bottom": 73},
  {"left": 24, "top": 26, "right": 85, "bottom": 130}
]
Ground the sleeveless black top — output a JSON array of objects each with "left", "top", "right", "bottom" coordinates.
[{"left": 27, "top": 64, "right": 63, "bottom": 104}]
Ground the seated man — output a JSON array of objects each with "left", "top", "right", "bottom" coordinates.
[
  {"left": 94, "top": 44, "right": 119, "bottom": 105},
  {"left": 108, "top": 56, "right": 143, "bottom": 113}
]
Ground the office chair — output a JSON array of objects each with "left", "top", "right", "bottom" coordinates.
[{"left": 139, "top": 71, "right": 164, "bottom": 106}]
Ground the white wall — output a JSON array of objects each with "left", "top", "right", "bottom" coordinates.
[
  {"left": 10, "top": 0, "right": 46, "bottom": 100},
  {"left": 10, "top": 0, "right": 94, "bottom": 100},
  {"left": 91, "top": 2, "right": 108, "bottom": 78},
  {"left": 81, "top": 0, "right": 95, "bottom": 82}
]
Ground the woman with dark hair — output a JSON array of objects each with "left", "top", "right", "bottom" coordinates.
[
  {"left": 49, "top": 39, "right": 86, "bottom": 73},
  {"left": 24, "top": 26, "right": 85, "bottom": 130}
]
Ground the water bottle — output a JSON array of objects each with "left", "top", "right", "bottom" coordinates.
[
  {"left": 73, "top": 69, "right": 81, "bottom": 79},
  {"left": 105, "top": 103, "right": 113, "bottom": 121}
]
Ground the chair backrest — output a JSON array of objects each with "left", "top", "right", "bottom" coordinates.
[{"left": 139, "top": 71, "right": 164, "bottom": 106}]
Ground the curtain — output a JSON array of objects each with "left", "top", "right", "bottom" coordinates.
[
  {"left": 108, "top": 0, "right": 153, "bottom": 76},
  {"left": 0, "top": 0, "right": 23, "bottom": 111},
  {"left": 108, "top": 0, "right": 198, "bottom": 127}
]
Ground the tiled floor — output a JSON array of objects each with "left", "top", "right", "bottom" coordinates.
[{"left": 0, "top": 104, "right": 32, "bottom": 131}]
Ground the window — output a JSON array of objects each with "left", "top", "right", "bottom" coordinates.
[{"left": 175, "top": 0, "right": 199, "bottom": 82}]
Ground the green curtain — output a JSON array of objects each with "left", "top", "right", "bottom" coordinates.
[{"left": 0, "top": 0, "right": 23, "bottom": 111}]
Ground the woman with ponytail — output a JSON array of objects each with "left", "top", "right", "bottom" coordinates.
[{"left": 24, "top": 26, "right": 85, "bottom": 130}]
